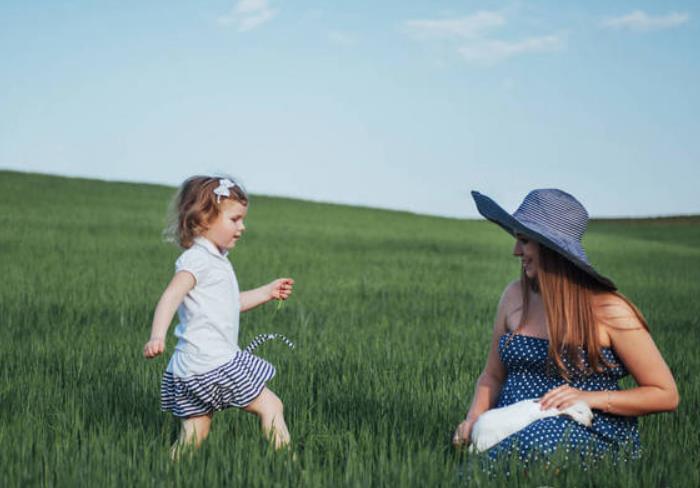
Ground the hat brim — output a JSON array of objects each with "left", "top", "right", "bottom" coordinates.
[{"left": 471, "top": 191, "right": 616, "bottom": 290}]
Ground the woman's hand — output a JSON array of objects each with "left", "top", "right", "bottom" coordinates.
[
  {"left": 452, "top": 418, "right": 476, "bottom": 447},
  {"left": 539, "top": 384, "right": 591, "bottom": 410},
  {"left": 268, "top": 278, "right": 294, "bottom": 301},
  {"left": 143, "top": 337, "right": 165, "bottom": 359}
]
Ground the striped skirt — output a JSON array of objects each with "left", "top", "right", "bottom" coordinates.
[{"left": 161, "top": 351, "right": 275, "bottom": 418}]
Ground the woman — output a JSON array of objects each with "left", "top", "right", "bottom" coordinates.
[{"left": 452, "top": 189, "right": 679, "bottom": 461}]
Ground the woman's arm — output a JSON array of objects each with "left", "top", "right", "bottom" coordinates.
[
  {"left": 540, "top": 297, "right": 679, "bottom": 415},
  {"left": 593, "top": 321, "right": 679, "bottom": 415},
  {"left": 143, "top": 271, "right": 195, "bottom": 358},
  {"left": 453, "top": 281, "right": 514, "bottom": 445},
  {"left": 240, "top": 278, "right": 294, "bottom": 312}
]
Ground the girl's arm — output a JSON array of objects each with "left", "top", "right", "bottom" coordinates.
[
  {"left": 143, "top": 271, "right": 196, "bottom": 359},
  {"left": 453, "top": 281, "right": 514, "bottom": 446},
  {"left": 240, "top": 278, "right": 294, "bottom": 313},
  {"left": 540, "top": 297, "right": 680, "bottom": 415}
]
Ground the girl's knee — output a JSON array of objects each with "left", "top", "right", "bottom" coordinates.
[
  {"left": 267, "top": 391, "right": 284, "bottom": 413},
  {"left": 246, "top": 387, "right": 284, "bottom": 416},
  {"left": 181, "top": 413, "right": 212, "bottom": 442},
  {"left": 262, "top": 392, "right": 284, "bottom": 416}
]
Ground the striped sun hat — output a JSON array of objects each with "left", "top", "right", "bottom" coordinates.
[{"left": 471, "top": 189, "right": 616, "bottom": 290}]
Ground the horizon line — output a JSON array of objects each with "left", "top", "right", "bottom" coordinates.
[{"left": 2, "top": 167, "right": 698, "bottom": 222}]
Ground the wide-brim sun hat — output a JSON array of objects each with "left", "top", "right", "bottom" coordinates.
[{"left": 471, "top": 189, "right": 616, "bottom": 290}]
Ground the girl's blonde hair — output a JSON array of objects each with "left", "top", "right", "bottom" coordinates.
[
  {"left": 517, "top": 244, "right": 648, "bottom": 380},
  {"left": 164, "top": 176, "right": 248, "bottom": 248}
]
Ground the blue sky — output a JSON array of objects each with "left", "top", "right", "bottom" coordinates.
[{"left": 1, "top": 1, "right": 698, "bottom": 218}]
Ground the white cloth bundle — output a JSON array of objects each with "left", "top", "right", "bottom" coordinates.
[{"left": 470, "top": 399, "right": 593, "bottom": 453}]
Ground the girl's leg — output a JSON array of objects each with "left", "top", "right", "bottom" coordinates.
[
  {"left": 244, "top": 387, "right": 290, "bottom": 449},
  {"left": 171, "top": 412, "right": 213, "bottom": 459}
]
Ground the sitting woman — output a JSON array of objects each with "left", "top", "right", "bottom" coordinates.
[{"left": 452, "top": 189, "right": 679, "bottom": 462}]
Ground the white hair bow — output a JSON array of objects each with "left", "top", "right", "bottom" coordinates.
[{"left": 213, "top": 178, "right": 236, "bottom": 203}]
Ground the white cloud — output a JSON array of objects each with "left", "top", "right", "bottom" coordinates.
[
  {"left": 235, "top": 0, "right": 269, "bottom": 14},
  {"left": 601, "top": 11, "right": 689, "bottom": 31},
  {"left": 404, "top": 10, "right": 563, "bottom": 65},
  {"left": 404, "top": 11, "right": 505, "bottom": 39},
  {"left": 328, "top": 30, "right": 357, "bottom": 47},
  {"left": 458, "top": 35, "right": 564, "bottom": 63},
  {"left": 217, "top": 0, "right": 279, "bottom": 32}
]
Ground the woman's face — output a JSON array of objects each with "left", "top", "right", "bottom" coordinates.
[{"left": 513, "top": 234, "right": 540, "bottom": 279}]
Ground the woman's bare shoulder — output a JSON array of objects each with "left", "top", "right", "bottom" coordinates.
[
  {"left": 593, "top": 291, "right": 646, "bottom": 332},
  {"left": 499, "top": 279, "right": 522, "bottom": 307},
  {"left": 497, "top": 279, "right": 523, "bottom": 326}
]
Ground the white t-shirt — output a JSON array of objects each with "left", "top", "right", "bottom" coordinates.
[{"left": 166, "top": 236, "right": 241, "bottom": 377}]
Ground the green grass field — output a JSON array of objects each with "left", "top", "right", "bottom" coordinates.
[{"left": 1, "top": 170, "right": 698, "bottom": 487}]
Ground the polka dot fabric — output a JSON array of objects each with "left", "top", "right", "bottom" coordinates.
[{"left": 487, "top": 333, "right": 640, "bottom": 462}]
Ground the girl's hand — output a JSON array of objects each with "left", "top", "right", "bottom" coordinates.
[
  {"left": 143, "top": 337, "right": 165, "bottom": 359},
  {"left": 452, "top": 418, "right": 476, "bottom": 447},
  {"left": 268, "top": 278, "right": 294, "bottom": 301},
  {"left": 539, "top": 384, "right": 591, "bottom": 410}
]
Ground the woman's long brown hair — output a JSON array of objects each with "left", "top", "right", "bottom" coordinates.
[{"left": 518, "top": 244, "right": 649, "bottom": 380}]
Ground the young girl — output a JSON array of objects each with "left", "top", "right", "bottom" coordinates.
[{"left": 143, "top": 176, "right": 295, "bottom": 454}]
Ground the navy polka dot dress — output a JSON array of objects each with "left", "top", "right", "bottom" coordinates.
[{"left": 487, "top": 333, "right": 640, "bottom": 462}]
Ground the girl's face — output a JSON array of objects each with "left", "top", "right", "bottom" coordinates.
[
  {"left": 202, "top": 199, "right": 248, "bottom": 253},
  {"left": 513, "top": 234, "right": 540, "bottom": 279}
]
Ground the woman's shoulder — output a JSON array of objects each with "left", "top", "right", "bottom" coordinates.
[
  {"left": 495, "top": 280, "right": 524, "bottom": 332},
  {"left": 593, "top": 291, "right": 646, "bottom": 332},
  {"left": 498, "top": 280, "right": 523, "bottom": 310}
]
